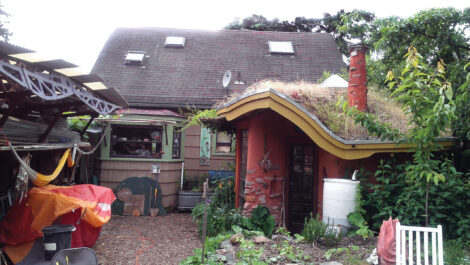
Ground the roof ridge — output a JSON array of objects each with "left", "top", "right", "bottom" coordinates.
[{"left": 112, "top": 27, "right": 331, "bottom": 36}]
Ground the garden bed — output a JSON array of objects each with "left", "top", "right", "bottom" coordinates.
[{"left": 93, "top": 213, "right": 378, "bottom": 265}]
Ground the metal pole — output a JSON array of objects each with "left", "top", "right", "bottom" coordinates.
[
  {"left": 201, "top": 180, "right": 209, "bottom": 263},
  {"left": 180, "top": 161, "right": 184, "bottom": 190}
]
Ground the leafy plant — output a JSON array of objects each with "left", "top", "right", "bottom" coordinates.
[
  {"left": 358, "top": 156, "right": 470, "bottom": 242},
  {"left": 66, "top": 116, "right": 97, "bottom": 140},
  {"left": 191, "top": 177, "right": 242, "bottom": 237},
  {"left": 241, "top": 206, "right": 276, "bottom": 237},
  {"left": 180, "top": 233, "right": 232, "bottom": 265},
  {"left": 270, "top": 239, "right": 310, "bottom": 264},
  {"left": 343, "top": 47, "right": 464, "bottom": 227},
  {"left": 275, "top": 227, "right": 290, "bottom": 237},
  {"left": 325, "top": 245, "right": 366, "bottom": 265},
  {"left": 236, "top": 239, "right": 266, "bottom": 265},
  {"left": 301, "top": 213, "right": 327, "bottom": 243},
  {"left": 347, "top": 211, "right": 373, "bottom": 239},
  {"left": 231, "top": 225, "right": 264, "bottom": 238},
  {"left": 444, "top": 239, "right": 469, "bottom": 265}
]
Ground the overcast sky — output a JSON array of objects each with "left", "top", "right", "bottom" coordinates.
[{"left": 2, "top": 0, "right": 469, "bottom": 73}]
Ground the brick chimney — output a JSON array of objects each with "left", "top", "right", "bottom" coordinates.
[{"left": 348, "top": 44, "right": 368, "bottom": 112}]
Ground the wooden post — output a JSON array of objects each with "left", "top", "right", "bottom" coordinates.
[
  {"left": 39, "top": 112, "right": 61, "bottom": 143},
  {"left": 201, "top": 180, "right": 209, "bottom": 263},
  {"left": 80, "top": 115, "right": 97, "bottom": 136}
]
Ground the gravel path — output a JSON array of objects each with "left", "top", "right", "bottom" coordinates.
[{"left": 93, "top": 213, "right": 201, "bottom": 265}]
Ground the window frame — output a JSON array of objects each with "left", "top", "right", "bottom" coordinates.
[
  {"left": 109, "top": 124, "right": 163, "bottom": 159},
  {"left": 172, "top": 127, "right": 182, "bottom": 159},
  {"left": 212, "top": 131, "right": 236, "bottom": 155}
]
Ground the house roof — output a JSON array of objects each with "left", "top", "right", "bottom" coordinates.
[
  {"left": 216, "top": 89, "right": 456, "bottom": 160},
  {"left": 91, "top": 27, "right": 346, "bottom": 109}
]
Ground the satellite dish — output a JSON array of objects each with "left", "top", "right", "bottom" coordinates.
[{"left": 222, "top": 70, "right": 232, "bottom": 88}]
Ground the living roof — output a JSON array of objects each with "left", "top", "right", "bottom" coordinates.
[
  {"left": 91, "top": 27, "right": 345, "bottom": 110},
  {"left": 216, "top": 81, "right": 456, "bottom": 159},
  {"left": 215, "top": 80, "right": 410, "bottom": 140}
]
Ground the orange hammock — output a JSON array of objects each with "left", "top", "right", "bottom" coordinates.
[{"left": 10, "top": 146, "right": 75, "bottom": 187}]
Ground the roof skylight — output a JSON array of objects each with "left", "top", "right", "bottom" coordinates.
[
  {"left": 268, "top": 41, "right": 294, "bottom": 54},
  {"left": 165, "top": 36, "right": 185, "bottom": 48},
  {"left": 124, "top": 51, "right": 145, "bottom": 65}
]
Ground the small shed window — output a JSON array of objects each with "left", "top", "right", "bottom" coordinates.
[
  {"left": 215, "top": 132, "right": 234, "bottom": 153},
  {"left": 124, "top": 51, "right": 145, "bottom": 65},
  {"left": 172, "top": 128, "right": 182, "bottom": 159},
  {"left": 268, "top": 41, "right": 294, "bottom": 54},
  {"left": 110, "top": 125, "right": 162, "bottom": 159},
  {"left": 165, "top": 36, "right": 185, "bottom": 48}
]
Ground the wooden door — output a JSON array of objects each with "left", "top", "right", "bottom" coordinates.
[{"left": 288, "top": 145, "right": 314, "bottom": 233}]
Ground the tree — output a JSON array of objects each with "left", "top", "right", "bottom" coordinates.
[
  {"left": 225, "top": 10, "right": 375, "bottom": 55},
  {"left": 0, "top": 1, "right": 10, "bottom": 41},
  {"left": 227, "top": 8, "right": 470, "bottom": 143},
  {"left": 366, "top": 8, "right": 470, "bottom": 144},
  {"left": 367, "top": 8, "right": 470, "bottom": 84}
]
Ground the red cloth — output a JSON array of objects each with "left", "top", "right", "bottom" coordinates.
[
  {"left": 0, "top": 199, "right": 40, "bottom": 246},
  {"left": 60, "top": 210, "right": 101, "bottom": 248},
  {"left": 377, "top": 217, "right": 399, "bottom": 265},
  {"left": 0, "top": 184, "right": 114, "bottom": 263}
]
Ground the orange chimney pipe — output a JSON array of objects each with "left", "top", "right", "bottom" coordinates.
[{"left": 348, "top": 44, "right": 368, "bottom": 112}]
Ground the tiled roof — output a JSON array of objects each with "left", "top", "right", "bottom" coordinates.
[{"left": 91, "top": 27, "right": 345, "bottom": 109}]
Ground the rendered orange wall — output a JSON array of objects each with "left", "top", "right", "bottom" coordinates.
[
  {"left": 242, "top": 111, "right": 289, "bottom": 221},
  {"left": 235, "top": 109, "right": 409, "bottom": 221}
]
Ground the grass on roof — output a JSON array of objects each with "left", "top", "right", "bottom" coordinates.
[{"left": 216, "top": 80, "right": 411, "bottom": 140}]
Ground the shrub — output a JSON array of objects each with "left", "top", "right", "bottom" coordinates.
[
  {"left": 301, "top": 213, "right": 327, "bottom": 243},
  {"left": 241, "top": 205, "right": 276, "bottom": 237},
  {"left": 359, "top": 156, "right": 470, "bottom": 242},
  {"left": 444, "top": 239, "right": 469, "bottom": 265},
  {"left": 191, "top": 177, "right": 242, "bottom": 237}
]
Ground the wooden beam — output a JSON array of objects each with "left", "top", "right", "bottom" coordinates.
[
  {"left": 80, "top": 115, "right": 97, "bottom": 135},
  {"left": 39, "top": 112, "right": 61, "bottom": 143},
  {"left": 0, "top": 96, "right": 26, "bottom": 129}
]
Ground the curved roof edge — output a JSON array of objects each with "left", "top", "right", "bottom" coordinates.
[{"left": 216, "top": 89, "right": 456, "bottom": 160}]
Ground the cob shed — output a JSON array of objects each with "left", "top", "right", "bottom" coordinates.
[{"left": 215, "top": 45, "right": 456, "bottom": 232}]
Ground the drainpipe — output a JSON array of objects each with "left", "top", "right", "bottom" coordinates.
[{"left": 348, "top": 44, "right": 368, "bottom": 112}]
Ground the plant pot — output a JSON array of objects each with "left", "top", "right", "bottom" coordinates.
[{"left": 177, "top": 190, "right": 213, "bottom": 212}]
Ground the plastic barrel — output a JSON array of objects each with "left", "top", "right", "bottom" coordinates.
[
  {"left": 42, "top": 225, "right": 76, "bottom": 260},
  {"left": 322, "top": 178, "right": 359, "bottom": 229}
]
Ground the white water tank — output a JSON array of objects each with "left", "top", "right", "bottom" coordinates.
[{"left": 322, "top": 178, "right": 360, "bottom": 229}]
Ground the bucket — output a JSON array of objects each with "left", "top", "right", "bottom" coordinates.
[
  {"left": 322, "top": 178, "right": 359, "bottom": 229},
  {"left": 42, "top": 225, "right": 76, "bottom": 260}
]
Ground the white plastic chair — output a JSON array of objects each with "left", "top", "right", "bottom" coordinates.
[{"left": 396, "top": 222, "right": 444, "bottom": 265}]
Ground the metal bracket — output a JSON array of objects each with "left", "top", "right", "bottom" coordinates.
[
  {"left": 0, "top": 60, "right": 118, "bottom": 114},
  {"left": 74, "top": 88, "right": 118, "bottom": 115}
]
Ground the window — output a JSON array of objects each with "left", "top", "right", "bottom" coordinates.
[
  {"left": 110, "top": 125, "right": 162, "bottom": 159},
  {"left": 172, "top": 128, "right": 181, "bottom": 159},
  {"left": 165, "top": 36, "right": 185, "bottom": 48},
  {"left": 124, "top": 51, "right": 145, "bottom": 65},
  {"left": 268, "top": 41, "right": 294, "bottom": 54},
  {"left": 215, "top": 131, "right": 234, "bottom": 154}
]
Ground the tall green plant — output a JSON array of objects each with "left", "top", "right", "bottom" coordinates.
[
  {"left": 359, "top": 156, "right": 470, "bottom": 241},
  {"left": 344, "top": 47, "right": 461, "bottom": 226},
  {"left": 191, "top": 177, "right": 242, "bottom": 237}
]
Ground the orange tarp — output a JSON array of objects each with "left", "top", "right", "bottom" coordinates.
[{"left": 0, "top": 184, "right": 115, "bottom": 263}]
